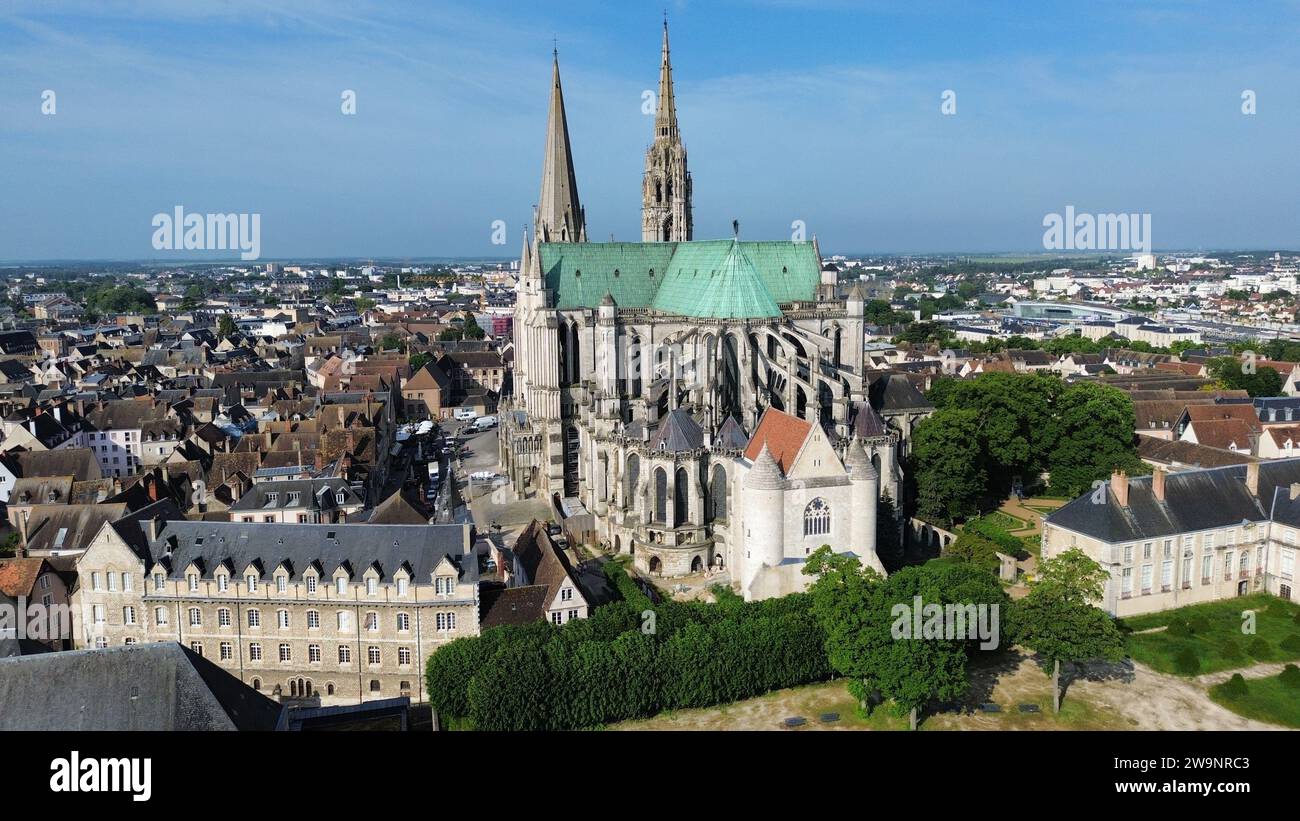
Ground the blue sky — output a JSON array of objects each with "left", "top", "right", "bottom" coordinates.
[{"left": 1, "top": 0, "right": 1298, "bottom": 261}]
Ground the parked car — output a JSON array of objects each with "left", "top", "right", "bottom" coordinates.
[
  {"left": 474, "top": 415, "right": 498, "bottom": 430},
  {"left": 454, "top": 408, "right": 477, "bottom": 421}
]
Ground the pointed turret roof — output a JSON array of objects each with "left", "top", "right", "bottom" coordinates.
[
  {"left": 746, "top": 443, "right": 785, "bottom": 489},
  {"left": 845, "top": 437, "right": 877, "bottom": 480},
  {"left": 536, "top": 52, "right": 586, "bottom": 244},
  {"left": 715, "top": 414, "right": 750, "bottom": 450},
  {"left": 650, "top": 408, "right": 703, "bottom": 452},
  {"left": 654, "top": 18, "right": 679, "bottom": 143}
]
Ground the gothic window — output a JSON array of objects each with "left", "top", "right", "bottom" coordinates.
[
  {"left": 803, "top": 498, "right": 831, "bottom": 537},
  {"left": 674, "top": 467, "right": 689, "bottom": 527},
  {"left": 710, "top": 464, "right": 728, "bottom": 521},
  {"left": 654, "top": 468, "right": 668, "bottom": 524}
]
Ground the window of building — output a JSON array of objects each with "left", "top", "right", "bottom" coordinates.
[
  {"left": 309, "top": 644, "right": 321, "bottom": 663},
  {"left": 307, "top": 610, "right": 320, "bottom": 629},
  {"left": 336, "top": 577, "right": 347, "bottom": 596},
  {"left": 94, "top": 637, "right": 108, "bottom": 649},
  {"left": 122, "top": 573, "right": 132, "bottom": 592},
  {"left": 279, "top": 644, "right": 291, "bottom": 662},
  {"left": 153, "top": 572, "right": 164, "bottom": 591},
  {"left": 188, "top": 608, "right": 202, "bottom": 627},
  {"left": 155, "top": 606, "right": 168, "bottom": 626},
  {"left": 1123, "top": 545, "right": 1133, "bottom": 564},
  {"left": 368, "top": 646, "right": 381, "bottom": 665},
  {"left": 561, "top": 587, "right": 573, "bottom": 602},
  {"left": 1202, "top": 553, "right": 1213, "bottom": 583},
  {"left": 551, "top": 611, "right": 563, "bottom": 625},
  {"left": 188, "top": 574, "right": 198, "bottom": 592},
  {"left": 246, "top": 574, "right": 258, "bottom": 592},
  {"left": 396, "top": 577, "right": 408, "bottom": 596},
  {"left": 220, "top": 642, "right": 232, "bottom": 661},
  {"left": 218, "top": 608, "right": 231, "bottom": 627},
  {"left": 337, "top": 611, "right": 352, "bottom": 631},
  {"left": 123, "top": 606, "right": 135, "bottom": 625},
  {"left": 1283, "top": 549, "right": 1295, "bottom": 580},
  {"left": 338, "top": 646, "right": 351, "bottom": 664},
  {"left": 436, "top": 612, "right": 456, "bottom": 631},
  {"left": 568, "top": 609, "right": 579, "bottom": 621},
  {"left": 190, "top": 642, "right": 203, "bottom": 656},
  {"left": 247, "top": 609, "right": 261, "bottom": 628},
  {"left": 306, "top": 575, "right": 318, "bottom": 594},
  {"left": 249, "top": 643, "right": 263, "bottom": 662},
  {"left": 1140, "top": 564, "right": 1153, "bottom": 594},
  {"left": 277, "top": 576, "right": 287, "bottom": 594},
  {"left": 217, "top": 574, "right": 229, "bottom": 592},
  {"left": 396, "top": 612, "right": 410, "bottom": 632},
  {"left": 1121, "top": 567, "right": 1133, "bottom": 597},
  {"left": 802, "top": 498, "right": 831, "bottom": 536},
  {"left": 398, "top": 647, "right": 411, "bottom": 666},
  {"left": 366, "top": 578, "right": 377, "bottom": 596}
]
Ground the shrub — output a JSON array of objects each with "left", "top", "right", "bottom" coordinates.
[
  {"left": 1220, "top": 638, "right": 1246, "bottom": 661},
  {"left": 1219, "top": 673, "right": 1249, "bottom": 699},
  {"left": 1248, "top": 636, "right": 1274, "bottom": 660},
  {"left": 1173, "top": 646, "right": 1201, "bottom": 675},
  {"left": 1280, "top": 634, "right": 1300, "bottom": 654},
  {"left": 1280, "top": 664, "right": 1300, "bottom": 689},
  {"left": 1166, "top": 620, "right": 1193, "bottom": 638}
]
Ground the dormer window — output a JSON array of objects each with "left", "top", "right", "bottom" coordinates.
[
  {"left": 336, "top": 492, "right": 346, "bottom": 505},
  {"left": 276, "top": 575, "right": 287, "bottom": 594},
  {"left": 187, "top": 574, "right": 198, "bottom": 592},
  {"left": 366, "top": 578, "right": 377, "bottom": 596},
  {"left": 336, "top": 577, "right": 347, "bottom": 596},
  {"left": 246, "top": 574, "right": 258, "bottom": 592},
  {"left": 217, "top": 574, "right": 229, "bottom": 593}
]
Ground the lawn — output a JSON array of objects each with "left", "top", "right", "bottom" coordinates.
[
  {"left": 1121, "top": 594, "right": 1300, "bottom": 676},
  {"left": 983, "top": 511, "right": 1028, "bottom": 531},
  {"left": 1209, "top": 670, "right": 1300, "bottom": 728}
]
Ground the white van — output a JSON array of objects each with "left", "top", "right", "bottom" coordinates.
[
  {"left": 474, "top": 415, "right": 498, "bottom": 430},
  {"left": 453, "top": 408, "right": 477, "bottom": 421}
]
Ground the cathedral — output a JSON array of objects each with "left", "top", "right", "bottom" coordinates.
[{"left": 500, "top": 22, "right": 927, "bottom": 599}]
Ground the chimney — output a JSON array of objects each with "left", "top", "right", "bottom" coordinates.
[
  {"left": 1110, "top": 471, "right": 1130, "bottom": 507},
  {"left": 146, "top": 515, "right": 162, "bottom": 542},
  {"left": 147, "top": 475, "right": 159, "bottom": 502},
  {"left": 1246, "top": 462, "right": 1260, "bottom": 497},
  {"left": 18, "top": 510, "right": 29, "bottom": 545},
  {"left": 1152, "top": 467, "right": 1166, "bottom": 502},
  {"left": 1290, "top": 482, "right": 1300, "bottom": 502}
]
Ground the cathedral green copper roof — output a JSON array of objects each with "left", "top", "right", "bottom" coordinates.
[{"left": 538, "top": 239, "right": 820, "bottom": 318}]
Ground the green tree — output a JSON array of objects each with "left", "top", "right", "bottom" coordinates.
[
  {"left": 1046, "top": 381, "right": 1146, "bottom": 496},
  {"left": 218, "top": 314, "right": 236, "bottom": 337},
  {"left": 1008, "top": 548, "right": 1125, "bottom": 712},
  {"left": 409, "top": 352, "right": 433, "bottom": 373},
  {"left": 912, "top": 407, "right": 987, "bottom": 525},
  {"left": 1208, "top": 357, "right": 1283, "bottom": 397}
]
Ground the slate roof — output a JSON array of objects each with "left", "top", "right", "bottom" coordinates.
[
  {"left": 850, "top": 401, "right": 889, "bottom": 439},
  {"left": 867, "top": 372, "right": 933, "bottom": 413},
  {"left": 649, "top": 409, "right": 704, "bottom": 452},
  {"left": 1046, "top": 458, "right": 1300, "bottom": 543},
  {"left": 0, "top": 643, "right": 283, "bottom": 730},
  {"left": 227, "top": 478, "right": 359, "bottom": 512},
  {"left": 363, "top": 489, "right": 430, "bottom": 525},
  {"left": 23, "top": 503, "right": 129, "bottom": 554},
  {"left": 714, "top": 415, "right": 750, "bottom": 450},
  {"left": 1136, "top": 437, "right": 1259, "bottom": 469},
  {"left": 135, "top": 520, "right": 472, "bottom": 584},
  {"left": 509, "top": 520, "right": 581, "bottom": 608},
  {"left": 479, "top": 584, "right": 551, "bottom": 629},
  {"left": 6, "top": 448, "right": 100, "bottom": 482}
]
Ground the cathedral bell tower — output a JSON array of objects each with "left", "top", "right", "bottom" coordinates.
[{"left": 641, "top": 18, "right": 692, "bottom": 243}]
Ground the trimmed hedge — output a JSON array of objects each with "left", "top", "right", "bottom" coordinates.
[{"left": 427, "top": 583, "right": 832, "bottom": 730}]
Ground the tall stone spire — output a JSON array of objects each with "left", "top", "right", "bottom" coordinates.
[
  {"left": 642, "top": 17, "right": 692, "bottom": 243},
  {"left": 536, "top": 50, "right": 586, "bottom": 244},
  {"left": 654, "top": 16, "right": 679, "bottom": 143}
]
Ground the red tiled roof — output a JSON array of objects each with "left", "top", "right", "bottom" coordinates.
[
  {"left": 0, "top": 558, "right": 45, "bottom": 597},
  {"left": 743, "top": 408, "right": 812, "bottom": 474}
]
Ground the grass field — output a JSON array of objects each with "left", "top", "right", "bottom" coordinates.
[
  {"left": 1121, "top": 594, "right": 1300, "bottom": 676},
  {"left": 1209, "top": 670, "right": 1300, "bottom": 728}
]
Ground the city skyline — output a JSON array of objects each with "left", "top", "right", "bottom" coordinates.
[{"left": 2, "top": 1, "right": 1298, "bottom": 260}]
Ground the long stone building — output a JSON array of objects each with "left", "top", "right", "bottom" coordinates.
[
  {"left": 72, "top": 515, "right": 479, "bottom": 705},
  {"left": 501, "top": 22, "right": 923, "bottom": 598},
  {"left": 1043, "top": 459, "right": 1300, "bottom": 616}
]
